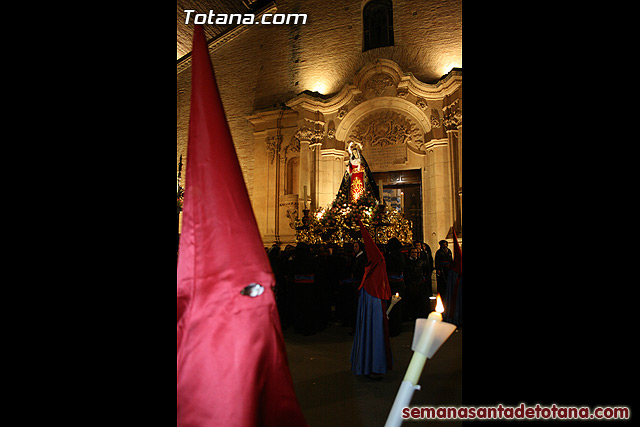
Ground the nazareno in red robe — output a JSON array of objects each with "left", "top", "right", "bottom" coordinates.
[
  {"left": 350, "top": 219, "right": 393, "bottom": 373},
  {"left": 177, "top": 24, "right": 307, "bottom": 427}
]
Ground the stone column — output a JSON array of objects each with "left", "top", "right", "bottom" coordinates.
[
  {"left": 456, "top": 122, "right": 462, "bottom": 231},
  {"left": 296, "top": 127, "right": 313, "bottom": 216},
  {"left": 443, "top": 95, "right": 462, "bottom": 235},
  {"left": 423, "top": 138, "right": 452, "bottom": 252},
  {"left": 308, "top": 112, "right": 324, "bottom": 211},
  {"left": 310, "top": 141, "right": 322, "bottom": 210}
]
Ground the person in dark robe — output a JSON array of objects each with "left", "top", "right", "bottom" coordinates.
[
  {"left": 291, "top": 242, "right": 316, "bottom": 335},
  {"left": 435, "top": 239, "right": 453, "bottom": 303},
  {"left": 415, "top": 241, "right": 434, "bottom": 296},
  {"left": 312, "top": 245, "right": 331, "bottom": 333},
  {"left": 281, "top": 244, "right": 296, "bottom": 330},
  {"left": 385, "top": 237, "right": 405, "bottom": 337},
  {"left": 404, "top": 246, "right": 429, "bottom": 320},
  {"left": 444, "top": 231, "right": 462, "bottom": 327},
  {"left": 336, "top": 242, "right": 365, "bottom": 334},
  {"left": 350, "top": 241, "right": 367, "bottom": 332},
  {"left": 351, "top": 220, "right": 392, "bottom": 379},
  {"left": 336, "top": 245, "right": 353, "bottom": 328},
  {"left": 325, "top": 245, "right": 342, "bottom": 325},
  {"left": 268, "top": 244, "right": 288, "bottom": 329}
]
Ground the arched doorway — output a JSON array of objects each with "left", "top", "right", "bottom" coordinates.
[{"left": 372, "top": 169, "right": 423, "bottom": 242}]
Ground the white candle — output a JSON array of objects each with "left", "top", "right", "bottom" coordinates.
[
  {"left": 427, "top": 294, "right": 445, "bottom": 321},
  {"left": 385, "top": 294, "right": 454, "bottom": 427},
  {"left": 404, "top": 294, "right": 444, "bottom": 383},
  {"left": 387, "top": 293, "right": 402, "bottom": 315},
  {"left": 427, "top": 311, "right": 442, "bottom": 321}
]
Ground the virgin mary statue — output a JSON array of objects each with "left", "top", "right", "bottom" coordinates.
[{"left": 336, "top": 141, "right": 380, "bottom": 204}]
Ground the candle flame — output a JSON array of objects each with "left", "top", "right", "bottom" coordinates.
[{"left": 435, "top": 293, "right": 444, "bottom": 313}]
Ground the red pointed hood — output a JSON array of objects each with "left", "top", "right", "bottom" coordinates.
[
  {"left": 357, "top": 218, "right": 391, "bottom": 300},
  {"left": 177, "top": 25, "right": 307, "bottom": 427}
]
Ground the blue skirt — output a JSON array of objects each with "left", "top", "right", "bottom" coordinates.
[
  {"left": 350, "top": 289, "right": 392, "bottom": 375},
  {"left": 444, "top": 271, "right": 462, "bottom": 326}
]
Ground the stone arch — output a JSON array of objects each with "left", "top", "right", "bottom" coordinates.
[{"left": 335, "top": 96, "right": 431, "bottom": 155}]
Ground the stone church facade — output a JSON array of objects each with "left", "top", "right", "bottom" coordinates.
[{"left": 177, "top": 0, "right": 462, "bottom": 251}]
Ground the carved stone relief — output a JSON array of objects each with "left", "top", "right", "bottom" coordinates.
[
  {"left": 365, "top": 73, "right": 396, "bottom": 96},
  {"left": 296, "top": 126, "right": 314, "bottom": 141},
  {"left": 442, "top": 98, "right": 462, "bottom": 130},
  {"left": 285, "top": 133, "right": 301, "bottom": 159},
  {"left": 285, "top": 206, "right": 298, "bottom": 229},
  {"left": 265, "top": 136, "right": 277, "bottom": 165},
  {"left": 430, "top": 108, "right": 442, "bottom": 128},
  {"left": 348, "top": 111, "right": 425, "bottom": 154},
  {"left": 326, "top": 120, "right": 335, "bottom": 140},
  {"left": 415, "top": 97, "right": 428, "bottom": 110}
]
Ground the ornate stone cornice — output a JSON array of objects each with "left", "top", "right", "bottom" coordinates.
[
  {"left": 423, "top": 138, "right": 449, "bottom": 152},
  {"left": 249, "top": 60, "right": 462, "bottom": 162},
  {"left": 285, "top": 84, "right": 362, "bottom": 114},
  {"left": 397, "top": 70, "right": 462, "bottom": 101},
  {"left": 284, "top": 62, "right": 461, "bottom": 117}
]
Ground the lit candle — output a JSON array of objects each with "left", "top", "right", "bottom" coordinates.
[
  {"left": 384, "top": 294, "right": 454, "bottom": 427},
  {"left": 427, "top": 294, "right": 444, "bottom": 321},
  {"left": 404, "top": 295, "right": 444, "bottom": 384},
  {"left": 387, "top": 293, "right": 402, "bottom": 315}
]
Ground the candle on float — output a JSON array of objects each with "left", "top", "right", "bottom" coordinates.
[{"left": 403, "top": 294, "right": 445, "bottom": 385}]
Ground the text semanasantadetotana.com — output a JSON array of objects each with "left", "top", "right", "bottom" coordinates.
[{"left": 402, "top": 403, "right": 630, "bottom": 420}]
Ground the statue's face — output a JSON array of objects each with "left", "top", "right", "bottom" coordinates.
[{"left": 350, "top": 148, "right": 361, "bottom": 166}]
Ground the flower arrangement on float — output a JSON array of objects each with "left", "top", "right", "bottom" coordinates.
[{"left": 295, "top": 192, "right": 413, "bottom": 245}]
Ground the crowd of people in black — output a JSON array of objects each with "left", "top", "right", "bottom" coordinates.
[{"left": 267, "top": 238, "right": 454, "bottom": 337}]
